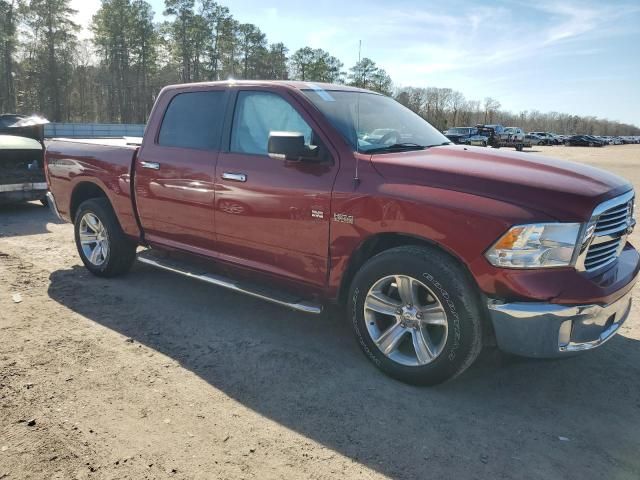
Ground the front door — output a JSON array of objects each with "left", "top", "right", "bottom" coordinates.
[
  {"left": 214, "top": 89, "right": 339, "bottom": 287},
  {"left": 135, "top": 88, "right": 228, "bottom": 254}
]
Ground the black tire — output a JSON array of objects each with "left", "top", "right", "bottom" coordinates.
[
  {"left": 348, "top": 245, "right": 483, "bottom": 386},
  {"left": 516, "top": 144, "right": 523, "bottom": 151},
  {"left": 74, "top": 198, "right": 137, "bottom": 277}
]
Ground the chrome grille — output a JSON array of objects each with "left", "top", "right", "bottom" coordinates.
[
  {"left": 582, "top": 192, "right": 634, "bottom": 272},
  {"left": 584, "top": 238, "right": 622, "bottom": 270},
  {"left": 594, "top": 203, "right": 630, "bottom": 235}
]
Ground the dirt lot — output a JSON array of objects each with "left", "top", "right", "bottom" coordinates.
[{"left": 1, "top": 145, "right": 639, "bottom": 480}]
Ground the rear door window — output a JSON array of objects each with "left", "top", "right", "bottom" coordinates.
[{"left": 158, "top": 91, "right": 226, "bottom": 150}]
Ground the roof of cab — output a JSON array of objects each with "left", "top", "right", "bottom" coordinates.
[{"left": 160, "top": 80, "right": 379, "bottom": 95}]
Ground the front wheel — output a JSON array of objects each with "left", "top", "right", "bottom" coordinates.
[
  {"left": 348, "top": 246, "right": 483, "bottom": 385},
  {"left": 74, "top": 198, "right": 137, "bottom": 277}
]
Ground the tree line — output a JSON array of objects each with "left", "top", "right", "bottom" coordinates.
[{"left": 1, "top": 0, "right": 638, "bottom": 136}]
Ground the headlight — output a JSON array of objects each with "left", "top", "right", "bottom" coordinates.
[{"left": 485, "top": 223, "right": 581, "bottom": 268}]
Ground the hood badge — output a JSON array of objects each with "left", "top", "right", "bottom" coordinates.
[{"left": 333, "top": 213, "right": 354, "bottom": 224}]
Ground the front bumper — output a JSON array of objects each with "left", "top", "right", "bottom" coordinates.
[{"left": 487, "top": 282, "right": 635, "bottom": 357}]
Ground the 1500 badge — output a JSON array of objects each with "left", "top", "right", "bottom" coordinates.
[{"left": 333, "top": 213, "right": 354, "bottom": 224}]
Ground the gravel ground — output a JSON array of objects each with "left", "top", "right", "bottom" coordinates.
[{"left": 1, "top": 145, "right": 639, "bottom": 480}]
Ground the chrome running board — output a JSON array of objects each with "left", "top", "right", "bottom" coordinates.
[{"left": 137, "top": 250, "right": 322, "bottom": 315}]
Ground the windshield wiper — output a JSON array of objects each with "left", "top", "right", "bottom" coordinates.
[
  {"left": 425, "top": 141, "right": 452, "bottom": 147},
  {"left": 365, "top": 143, "right": 427, "bottom": 154}
]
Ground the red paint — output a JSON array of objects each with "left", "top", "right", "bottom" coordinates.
[{"left": 45, "top": 81, "right": 638, "bottom": 307}]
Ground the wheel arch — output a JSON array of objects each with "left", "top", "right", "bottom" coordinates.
[
  {"left": 69, "top": 181, "right": 109, "bottom": 222},
  {"left": 337, "top": 232, "right": 495, "bottom": 344},
  {"left": 337, "top": 232, "right": 476, "bottom": 304}
]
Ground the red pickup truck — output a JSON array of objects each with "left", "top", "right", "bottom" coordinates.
[{"left": 44, "top": 81, "right": 638, "bottom": 385}]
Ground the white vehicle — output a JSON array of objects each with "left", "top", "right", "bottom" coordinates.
[{"left": 504, "top": 127, "right": 525, "bottom": 142}]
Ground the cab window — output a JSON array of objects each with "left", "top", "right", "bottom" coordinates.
[
  {"left": 158, "top": 91, "right": 226, "bottom": 150},
  {"left": 230, "top": 91, "right": 313, "bottom": 155}
]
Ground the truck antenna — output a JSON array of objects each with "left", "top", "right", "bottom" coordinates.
[{"left": 354, "top": 40, "right": 362, "bottom": 188}]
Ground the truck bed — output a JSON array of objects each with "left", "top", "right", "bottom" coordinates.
[{"left": 45, "top": 138, "right": 141, "bottom": 238}]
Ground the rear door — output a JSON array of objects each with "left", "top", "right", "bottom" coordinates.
[
  {"left": 135, "top": 88, "right": 228, "bottom": 254},
  {"left": 213, "top": 88, "right": 339, "bottom": 287}
]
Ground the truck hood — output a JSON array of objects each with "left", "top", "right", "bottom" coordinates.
[{"left": 370, "top": 145, "right": 632, "bottom": 221}]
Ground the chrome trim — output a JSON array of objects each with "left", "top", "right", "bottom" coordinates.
[
  {"left": 0, "top": 182, "right": 48, "bottom": 193},
  {"left": 487, "top": 286, "right": 634, "bottom": 358},
  {"left": 46, "top": 191, "right": 64, "bottom": 221},
  {"left": 137, "top": 254, "right": 322, "bottom": 314},
  {"left": 576, "top": 190, "right": 635, "bottom": 272},
  {"left": 222, "top": 172, "right": 247, "bottom": 182},
  {"left": 560, "top": 319, "right": 624, "bottom": 352},
  {"left": 591, "top": 190, "right": 635, "bottom": 217},
  {"left": 140, "top": 161, "right": 160, "bottom": 170}
]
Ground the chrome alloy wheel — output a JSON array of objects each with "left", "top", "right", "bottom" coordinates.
[
  {"left": 364, "top": 275, "right": 448, "bottom": 366},
  {"left": 79, "top": 213, "right": 109, "bottom": 266}
]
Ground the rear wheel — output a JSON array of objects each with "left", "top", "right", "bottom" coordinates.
[
  {"left": 348, "top": 246, "right": 483, "bottom": 385},
  {"left": 74, "top": 198, "right": 137, "bottom": 277}
]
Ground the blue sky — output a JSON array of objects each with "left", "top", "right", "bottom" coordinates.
[{"left": 73, "top": 0, "right": 640, "bottom": 126}]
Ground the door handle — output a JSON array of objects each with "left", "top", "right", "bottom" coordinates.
[
  {"left": 222, "top": 172, "right": 247, "bottom": 182},
  {"left": 140, "top": 161, "right": 160, "bottom": 170}
]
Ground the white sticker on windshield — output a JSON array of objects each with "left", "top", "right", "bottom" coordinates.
[{"left": 306, "top": 83, "right": 335, "bottom": 102}]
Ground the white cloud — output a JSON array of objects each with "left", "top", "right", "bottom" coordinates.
[{"left": 70, "top": 0, "right": 101, "bottom": 40}]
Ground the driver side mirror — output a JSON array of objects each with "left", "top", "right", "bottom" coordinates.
[{"left": 268, "top": 131, "right": 319, "bottom": 162}]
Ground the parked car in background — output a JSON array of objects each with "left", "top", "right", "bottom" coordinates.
[
  {"left": 466, "top": 133, "right": 489, "bottom": 146},
  {"left": 475, "top": 124, "right": 526, "bottom": 150},
  {"left": 443, "top": 127, "right": 478, "bottom": 144},
  {"left": 0, "top": 114, "right": 49, "bottom": 205},
  {"left": 585, "top": 135, "right": 606, "bottom": 146},
  {"left": 529, "top": 132, "right": 559, "bottom": 145},
  {"left": 563, "top": 135, "right": 605, "bottom": 147},
  {"left": 504, "top": 127, "right": 525, "bottom": 142},
  {"left": 524, "top": 133, "right": 546, "bottom": 146},
  {"left": 0, "top": 114, "right": 27, "bottom": 129}
]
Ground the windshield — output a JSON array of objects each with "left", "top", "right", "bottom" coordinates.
[{"left": 301, "top": 88, "right": 449, "bottom": 153}]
